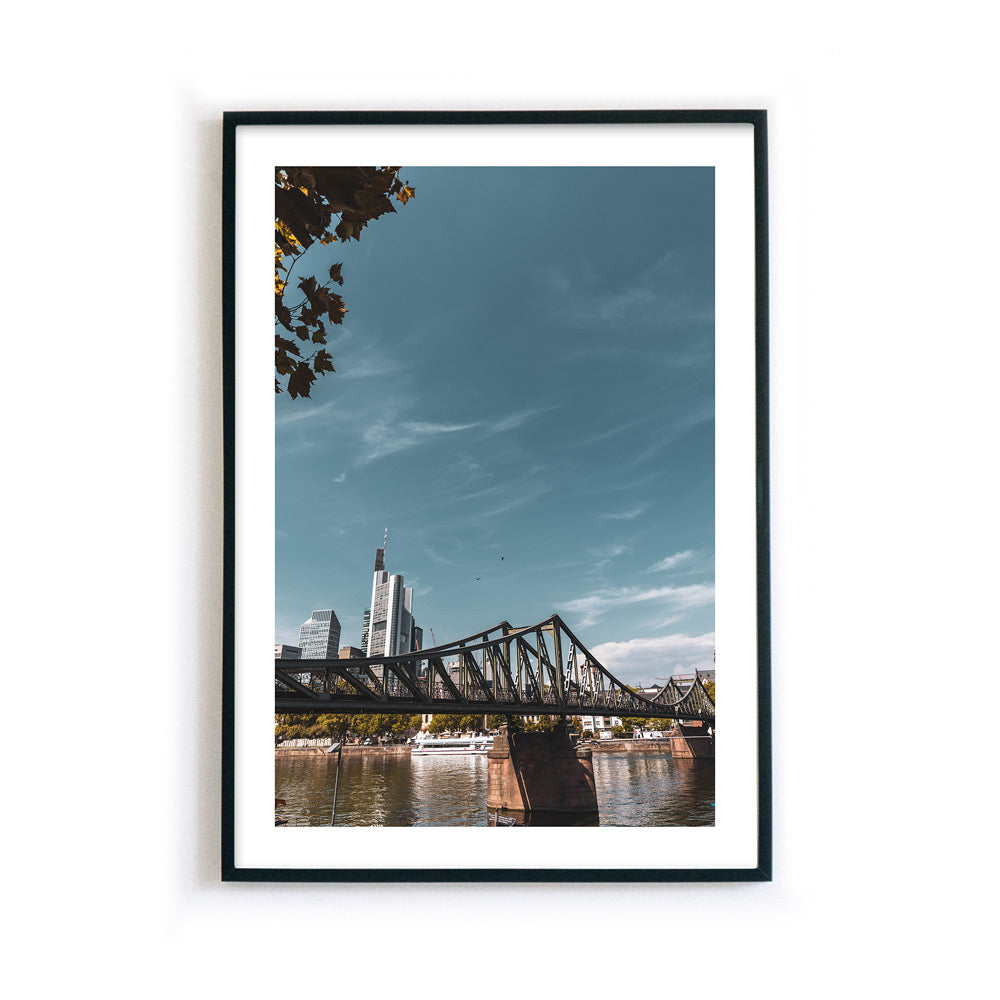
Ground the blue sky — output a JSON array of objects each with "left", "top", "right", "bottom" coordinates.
[{"left": 276, "top": 167, "right": 714, "bottom": 685}]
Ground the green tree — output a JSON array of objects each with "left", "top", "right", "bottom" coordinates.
[
  {"left": 275, "top": 713, "right": 321, "bottom": 741},
  {"left": 523, "top": 717, "right": 556, "bottom": 733},
  {"left": 274, "top": 166, "right": 415, "bottom": 398},
  {"left": 313, "top": 714, "right": 354, "bottom": 740}
]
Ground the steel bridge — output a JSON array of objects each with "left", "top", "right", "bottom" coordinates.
[{"left": 275, "top": 614, "right": 714, "bottom": 724}]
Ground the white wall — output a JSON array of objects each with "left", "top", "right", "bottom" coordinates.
[{"left": 5, "top": 3, "right": 996, "bottom": 996}]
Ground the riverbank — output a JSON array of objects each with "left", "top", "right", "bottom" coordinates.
[{"left": 275, "top": 737, "right": 697, "bottom": 756}]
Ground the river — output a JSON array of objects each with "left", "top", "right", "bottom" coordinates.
[{"left": 275, "top": 750, "right": 714, "bottom": 827}]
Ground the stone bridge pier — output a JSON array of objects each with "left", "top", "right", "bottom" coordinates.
[{"left": 487, "top": 722, "right": 598, "bottom": 815}]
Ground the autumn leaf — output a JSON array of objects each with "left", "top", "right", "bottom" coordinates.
[
  {"left": 287, "top": 363, "right": 316, "bottom": 399},
  {"left": 397, "top": 185, "right": 415, "bottom": 205},
  {"left": 275, "top": 218, "right": 302, "bottom": 249}
]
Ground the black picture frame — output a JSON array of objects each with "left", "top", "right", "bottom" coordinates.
[{"left": 222, "top": 110, "right": 771, "bottom": 882}]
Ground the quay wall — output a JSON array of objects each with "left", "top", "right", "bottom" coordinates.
[
  {"left": 589, "top": 738, "right": 674, "bottom": 753},
  {"left": 274, "top": 742, "right": 409, "bottom": 757}
]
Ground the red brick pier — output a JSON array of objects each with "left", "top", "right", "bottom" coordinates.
[{"left": 487, "top": 723, "right": 598, "bottom": 814}]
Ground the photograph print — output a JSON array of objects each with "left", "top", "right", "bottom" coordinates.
[{"left": 225, "top": 114, "right": 768, "bottom": 880}]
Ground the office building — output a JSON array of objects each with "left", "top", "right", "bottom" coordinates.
[
  {"left": 363, "top": 537, "right": 418, "bottom": 658},
  {"left": 274, "top": 644, "right": 301, "bottom": 659},
  {"left": 298, "top": 609, "right": 341, "bottom": 659}
]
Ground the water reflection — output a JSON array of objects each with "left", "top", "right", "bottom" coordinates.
[{"left": 275, "top": 750, "right": 714, "bottom": 827}]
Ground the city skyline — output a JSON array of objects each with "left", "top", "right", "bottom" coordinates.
[{"left": 276, "top": 166, "right": 715, "bottom": 686}]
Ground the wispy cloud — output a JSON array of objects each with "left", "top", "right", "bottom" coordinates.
[
  {"left": 401, "top": 420, "right": 480, "bottom": 435},
  {"left": 559, "top": 583, "right": 714, "bottom": 627},
  {"left": 480, "top": 491, "right": 546, "bottom": 519},
  {"left": 354, "top": 406, "right": 550, "bottom": 467},
  {"left": 443, "top": 484, "right": 511, "bottom": 507},
  {"left": 275, "top": 399, "right": 338, "bottom": 429},
  {"left": 544, "top": 254, "right": 713, "bottom": 336},
  {"left": 587, "top": 542, "right": 629, "bottom": 570},
  {"left": 487, "top": 408, "right": 554, "bottom": 433},
  {"left": 620, "top": 401, "right": 714, "bottom": 470},
  {"left": 359, "top": 418, "right": 479, "bottom": 464},
  {"left": 600, "top": 503, "right": 649, "bottom": 521},
  {"left": 423, "top": 545, "right": 456, "bottom": 566},
  {"left": 648, "top": 549, "right": 694, "bottom": 572},
  {"left": 576, "top": 416, "right": 649, "bottom": 448}
]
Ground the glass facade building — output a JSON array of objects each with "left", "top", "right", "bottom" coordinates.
[{"left": 297, "top": 609, "right": 341, "bottom": 659}]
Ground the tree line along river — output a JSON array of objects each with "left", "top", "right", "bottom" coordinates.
[{"left": 275, "top": 748, "right": 714, "bottom": 827}]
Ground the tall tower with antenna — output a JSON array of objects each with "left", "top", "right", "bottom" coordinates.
[{"left": 363, "top": 528, "right": 416, "bottom": 659}]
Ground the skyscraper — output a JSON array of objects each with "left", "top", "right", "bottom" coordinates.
[
  {"left": 298, "top": 609, "right": 341, "bottom": 659},
  {"left": 364, "top": 534, "right": 416, "bottom": 658}
]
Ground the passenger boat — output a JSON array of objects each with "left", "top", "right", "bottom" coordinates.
[{"left": 410, "top": 733, "right": 494, "bottom": 756}]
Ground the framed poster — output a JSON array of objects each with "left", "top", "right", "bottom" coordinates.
[{"left": 222, "top": 110, "right": 770, "bottom": 881}]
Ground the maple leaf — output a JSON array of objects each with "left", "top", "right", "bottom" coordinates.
[
  {"left": 287, "top": 362, "right": 316, "bottom": 399},
  {"left": 313, "top": 350, "right": 336, "bottom": 374},
  {"left": 397, "top": 185, "right": 415, "bottom": 205}
]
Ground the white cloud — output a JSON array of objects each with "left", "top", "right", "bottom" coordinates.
[
  {"left": 648, "top": 549, "right": 694, "bottom": 572},
  {"left": 600, "top": 503, "right": 649, "bottom": 521},
  {"left": 589, "top": 633, "right": 716, "bottom": 686},
  {"left": 559, "top": 582, "right": 714, "bottom": 627}
]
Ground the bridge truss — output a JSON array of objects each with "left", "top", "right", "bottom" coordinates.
[{"left": 275, "top": 614, "right": 714, "bottom": 723}]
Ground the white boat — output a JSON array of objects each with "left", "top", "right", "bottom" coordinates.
[{"left": 410, "top": 733, "right": 494, "bottom": 756}]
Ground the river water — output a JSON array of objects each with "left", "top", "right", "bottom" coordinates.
[{"left": 275, "top": 750, "right": 714, "bottom": 827}]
